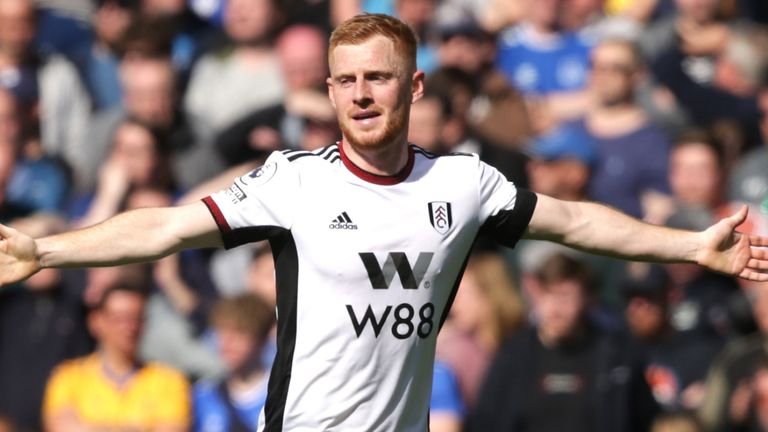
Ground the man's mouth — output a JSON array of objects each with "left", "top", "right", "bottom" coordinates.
[{"left": 352, "top": 111, "right": 381, "bottom": 121}]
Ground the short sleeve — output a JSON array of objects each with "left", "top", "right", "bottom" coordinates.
[
  {"left": 477, "top": 160, "right": 538, "bottom": 249},
  {"left": 203, "top": 151, "right": 299, "bottom": 249},
  {"left": 151, "top": 367, "right": 191, "bottom": 427},
  {"left": 430, "top": 361, "right": 464, "bottom": 416},
  {"left": 42, "top": 363, "right": 77, "bottom": 419}
]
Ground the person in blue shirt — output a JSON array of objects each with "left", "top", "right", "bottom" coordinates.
[
  {"left": 193, "top": 293, "right": 275, "bottom": 432},
  {"left": 495, "top": 0, "right": 594, "bottom": 96}
]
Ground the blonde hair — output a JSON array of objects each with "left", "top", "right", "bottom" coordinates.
[
  {"left": 465, "top": 252, "right": 524, "bottom": 349},
  {"left": 211, "top": 293, "right": 274, "bottom": 340}
]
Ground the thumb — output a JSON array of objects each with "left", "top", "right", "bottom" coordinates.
[
  {"left": 0, "top": 223, "right": 15, "bottom": 239},
  {"left": 725, "top": 205, "right": 749, "bottom": 230}
]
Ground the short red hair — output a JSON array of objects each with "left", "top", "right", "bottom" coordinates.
[{"left": 329, "top": 13, "right": 418, "bottom": 73}]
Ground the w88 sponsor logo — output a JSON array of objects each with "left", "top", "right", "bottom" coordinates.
[{"left": 346, "top": 302, "right": 435, "bottom": 339}]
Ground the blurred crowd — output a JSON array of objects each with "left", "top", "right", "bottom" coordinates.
[{"left": 0, "top": 0, "right": 768, "bottom": 430}]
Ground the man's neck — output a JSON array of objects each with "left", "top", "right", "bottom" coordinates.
[
  {"left": 341, "top": 138, "right": 409, "bottom": 176},
  {"left": 587, "top": 104, "right": 646, "bottom": 138},
  {"left": 99, "top": 347, "right": 138, "bottom": 382}
]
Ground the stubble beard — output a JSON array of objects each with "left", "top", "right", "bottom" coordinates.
[{"left": 339, "top": 105, "right": 408, "bottom": 151}]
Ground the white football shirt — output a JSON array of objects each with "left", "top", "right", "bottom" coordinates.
[{"left": 203, "top": 143, "right": 537, "bottom": 431}]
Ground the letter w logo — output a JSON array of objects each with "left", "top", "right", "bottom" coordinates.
[{"left": 358, "top": 252, "right": 434, "bottom": 289}]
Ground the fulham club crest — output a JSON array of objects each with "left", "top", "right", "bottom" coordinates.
[{"left": 428, "top": 202, "right": 453, "bottom": 234}]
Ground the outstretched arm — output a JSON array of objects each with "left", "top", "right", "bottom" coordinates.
[
  {"left": 0, "top": 201, "right": 222, "bottom": 286},
  {"left": 525, "top": 194, "right": 768, "bottom": 281}
]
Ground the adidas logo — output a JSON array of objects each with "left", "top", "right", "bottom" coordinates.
[{"left": 329, "top": 211, "right": 358, "bottom": 230}]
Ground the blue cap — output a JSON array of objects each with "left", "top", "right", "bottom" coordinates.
[{"left": 529, "top": 123, "right": 597, "bottom": 165}]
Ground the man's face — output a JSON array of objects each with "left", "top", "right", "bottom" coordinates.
[
  {"left": 534, "top": 280, "right": 588, "bottom": 344},
  {"left": 675, "top": 0, "right": 720, "bottom": 23},
  {"left": 121, "top": 59, "right": 175, "bottom": 128},
  {"left": 224, "top": 0, "right": 274, "bottom": 45},
  {"left": 0, "top": 91, "right": 19, "bottom": 143},
  {"left": 669, "top": 143, "right": 721, "bottom": 208},
  {"left": 625, "top": 295, "right": 667, "bottom": 340},
  {"left": 92, "top": 291, "right": 145, "bottom": 358},
  {"left": 216, "top": 323, "right": 260, "bottom": 372},
  {"left": 277, "top": 29, "right": 328, "bottom": 91},
  {"left": 589, "top": 43, "right": 637, "bottom": 107},
  {"left": 327, "top": 35, "right": 423, "bottom": 150},
  {"left": 407, "top": 97, "right": 444, "bottom": 152},
  {"left": 0, "top": 0, "right": 35, "bottom": 60}
]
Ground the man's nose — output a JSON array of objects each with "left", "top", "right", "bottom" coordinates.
[{"left": 353, "top": 80, "right": 373, "bottom": 105}]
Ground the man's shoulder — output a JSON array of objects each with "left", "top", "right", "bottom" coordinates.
[{"left": 50, "top": 353, "right": 98, "bottom": 378}]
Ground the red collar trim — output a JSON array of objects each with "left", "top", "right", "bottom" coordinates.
[{"left": 338, "top": 142, "right": 414, "bottom": 185}]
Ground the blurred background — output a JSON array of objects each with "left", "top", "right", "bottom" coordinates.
[{"left": 0, "top": 0, "right": 767, "bottom": 431}]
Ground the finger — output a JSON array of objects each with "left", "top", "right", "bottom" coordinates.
[
  {"left": 739, "top": 269, "right": 768, "bottom": 282},
  {"left": 752, "top": 248, "right": 768, "bottom": 260},
  {"left": 0, "top": 224, "right": 14, "bottom": 238},
  {"left": 749, "top": 235, "right": 768, "bottom": 248},
  {"left": 747, "top": 259, "right": 768, "bottom": 270}
]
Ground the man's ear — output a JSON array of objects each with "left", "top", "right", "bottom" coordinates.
[
  {"left": 411, "top": 70, "right": 425, "bottom": 104},
  {"left": 327, "top": 77, "right": 337, "bottom": 109}
]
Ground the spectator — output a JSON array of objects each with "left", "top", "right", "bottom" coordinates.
[
  {"left": 467, "top": 253, "right": 658, "bottom": 432},
  {"left": 74, "top": 118, "right": 173, "bottom": 227},
  {"left": 0, "top": 0, "right": 91, "bottom": 183},
  {"left": 83, "top": 55, "right": 195, "bottom": 191},
  {"left": 136, "top": 0, "right": 212, "bottom": 77},
  {"left": 69, "top": 0, "right": 138, "bottom": 112},
  {"left": 42, "top": 284, "right": 190, "bottom": 431},
  {"left": 417, "top": 69, "right": 530, "bottom": 187},
  {"left": 699, "top": 283, "right": 768, "bottom": 431},
  {"left": 437, "top": 251, "right": 525, "bottom": 407},
  {"left": 650, "top": 23, "right": 768, "bottom": 141},
  {"left": 728, "top": 97, "right": 768, "bottom": 207},
  {"left": 526, "top": 122, "right": 596, "bottom": 201},
  {"left": 495, "top": 0, "right": 594, "bottom": 127},
  {"left": 575, "top": 38, "right": 673, "bottom": 221},
  {"left": 622, "top": 263, "right": 723, "bottom": 411},
  {"left": 193, "top": 293, "right": 274, "bottom": 432},
  {"left": 651, "top": 411, "right": 704, "bottom": 432},
  {"left": 215, "top": 24, "right": 336, "bottom": 165},
  {"left": 183, "top": 0, "right": 286, "bottom": 163},
  {"left": 429, "top": 359, "right": 464, "bottom": 432},
  {"left": 0, "top": 215, "right": 92, "bottom": 431}
]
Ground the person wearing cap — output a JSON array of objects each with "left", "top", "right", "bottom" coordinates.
[
  {"left": 527, "top": 122, "right": 596, "bottom": 201},
  {"left": 623, "top": 263, "right": 723, "bottom": 411}
]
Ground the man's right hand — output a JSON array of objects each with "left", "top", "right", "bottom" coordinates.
[{"left": 0, "top": 224, "right": 41, "bottom": 287}]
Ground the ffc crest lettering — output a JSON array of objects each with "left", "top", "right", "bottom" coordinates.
[{"left": 428, "top": 202, "right": 452, "bottom": 234}]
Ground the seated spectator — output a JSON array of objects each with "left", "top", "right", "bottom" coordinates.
[
  {"left": 74, "top": 118, "right": 174, "bottom": 227},
  {"left": 728, "top": 101, "right": 768, "bottom": 207},
  {"left": 699, "top": 282, "right": 768, "bottom": 431},
  {"left": 526, "top": 122, "right": 596, "bottom": 201},
  {"left": 622, "top": 263, "right": 723, "bottom": 411},
  {"left": 467, "top": 253, "right": 658, "bottom": 432},
  {"left": 193, "top": 293, "right": 274, "bottom": 432},
  {"left": 437, "top": 251, "right": 525, "bottom": 407},
  {"left": 651, "top": 411, "right": 704, "bottom": 432},
  {"left": 411, "top": 71, "right": 530, "bottom": 188},
  {"left": 429, "top": 359, "right": 464, "bottom": 432},
  {"left": 81, "top": 53, "right": 194, "bottom": 191},
  {"left": 184, "top": 0, "right": 286, "bottom": 157},
  {"left": 651, "top": 23, "right": 768, "bottom": 142},
  {"left": 577, "top": 38, "right": 673, "bottom": 221},
  {"left": 0, "top": 0, "right": 91, "bottom": 185},
  {"left": 495, "top": 0, "right": 594, "bottom": 124},
  {"left": 43, "top": 284, "right": 190, "bottom": 431},
  {"left": 69, "top": 0, "right": 138, "bottom": 112},
  {"left": 0, "top": 214, "right": 92, "bottom": 431},
  {"left": 0, "top": 89, "right": 70, "bottom": 220},
  {"left": 215, "top": 24, "right": 336, "bottom": 165}
]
